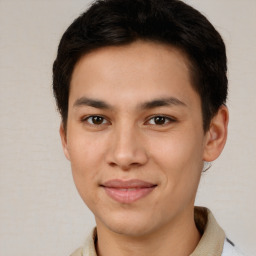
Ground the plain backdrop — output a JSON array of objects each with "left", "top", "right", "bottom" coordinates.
[{"left": 0, "top": 0, "right": 255, "bottom": 255}]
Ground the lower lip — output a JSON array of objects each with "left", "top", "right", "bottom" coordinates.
[{"left": 103, "top": 186, "right": 156, "bottom": 204}]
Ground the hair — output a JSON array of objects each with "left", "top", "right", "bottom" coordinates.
[{"left": 53, "top": 0, "right": 227, "bottom": 132}]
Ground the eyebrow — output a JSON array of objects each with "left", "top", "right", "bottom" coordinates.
[
  {"left": 139, "top": 97, "right": 187, "bottom": 110},
  {"left": 73, "top": 97, "right": 112, "bottom": 109},
  {"left": 73, "top": 96, "right": 187, "bottom": 110}
]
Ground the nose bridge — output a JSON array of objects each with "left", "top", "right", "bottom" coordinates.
[
  {"left": 107, "top": 120, "right": 148, "bottom": 169},
  {"left": 115, "top": 122, "right": 137, "bottom": 152}
]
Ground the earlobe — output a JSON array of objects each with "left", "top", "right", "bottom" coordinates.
[
  {"left": 203, "top": 105, "right": 229, "bottom": 162},
  {"left": 59, "top": 123, "right": 70, "bottom": 161}
]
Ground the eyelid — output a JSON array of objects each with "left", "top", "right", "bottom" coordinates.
[
  {"left": 145, "top": 115, "right": 177, "bottom": 125},
  {"left": 80, "top": 114, "right": 176, "bottom": 127},
  {"left": 81, "top": 115, "right": 111, "bottom": 126}
]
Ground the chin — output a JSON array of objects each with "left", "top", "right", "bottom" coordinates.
[
  {"left": 96, "top": 210, "right": 159, "bottom": 238},
  {"left": 109, "top": 222, "right": 152, "bottom": 237}
]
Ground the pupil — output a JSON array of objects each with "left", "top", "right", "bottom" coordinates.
[
  {"left": 93, "top": 116, "right": 103, "bottom": 124},
  {"left": 155, "top": 116, "right": 165, "bottom": 125}
]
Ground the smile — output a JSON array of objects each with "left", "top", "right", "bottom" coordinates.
[{"left": 101, "top": 179, "right": 157, "bottom": 204}]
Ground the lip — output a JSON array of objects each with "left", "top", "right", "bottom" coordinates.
[{"left": 101, "top": 179, "right": 157, "bottom": 204}]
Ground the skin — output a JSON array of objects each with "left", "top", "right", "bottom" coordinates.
[{"left": 60, "top": 41, "right": 228, "bottom": 256}]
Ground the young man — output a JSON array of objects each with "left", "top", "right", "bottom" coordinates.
[{"left": 53, "top": 0, "right": 243, "bottom": 255}]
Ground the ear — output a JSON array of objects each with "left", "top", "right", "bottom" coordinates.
[
  {"left": 203, "top": 105, "right": 229, "bottom": 162},
  {"left": 59, "top": 123, "right": 70, "bottom": 161}
]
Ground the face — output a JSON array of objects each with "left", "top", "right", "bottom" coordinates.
[{"left": 60, "top": 41, "right": 227, "bottom": 237}]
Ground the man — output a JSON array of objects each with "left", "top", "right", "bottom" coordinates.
[{"left": 53, "top": 0, "right": 244, "bottom": 255}]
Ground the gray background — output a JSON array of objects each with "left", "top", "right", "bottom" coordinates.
[{"left": 0, "top": 0, "right": 255, "bottom": 255}]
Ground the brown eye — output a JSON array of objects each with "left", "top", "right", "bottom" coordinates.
[
  {"left": 154, "top": 116, "right": 166, "bottom": 125},
  {"left": 147, "top": 116, "right": 174, "bottom": 125},
  {"left": 86, "top": 116, "right": 107, "bottom": 125}
]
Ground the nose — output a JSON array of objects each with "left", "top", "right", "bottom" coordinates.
[{"left": 106, "top": 124, "right": 149, "bottom": 170}]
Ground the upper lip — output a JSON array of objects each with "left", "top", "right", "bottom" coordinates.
[{"left": 101, "top": 179, "right": 156, "bottom": 189}]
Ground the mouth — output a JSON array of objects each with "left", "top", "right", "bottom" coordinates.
[{"left": 101, "top": 179, "right": 157, "bottom": 204}]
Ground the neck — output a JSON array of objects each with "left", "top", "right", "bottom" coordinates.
[{"left": 96, "top": 208, "right": 201, "bottom": 256}]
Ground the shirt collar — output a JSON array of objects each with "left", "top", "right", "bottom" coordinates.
[
  {"left": 72, "top": 207, "right": 226, "bottom": 256},
  {"left": 190, "top": 206, "right": 226, "bottom": 256}
]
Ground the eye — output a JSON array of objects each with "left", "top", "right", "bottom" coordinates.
[
  {"left": 147, "top": 115, "right": 175, "bottom": 125},
  {"left": 84, "top": 115, "right": 108, "bottom": 125}
]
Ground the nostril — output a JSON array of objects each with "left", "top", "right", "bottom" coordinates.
[
  {"left": 108, "top": 161, "right": 143, "bottom": 171},
  {"left": 105, "top": 134, "right": 149, "bottom": 169},
  {"left": 109, "top": 162, "right": 117, "bottom": 167}
]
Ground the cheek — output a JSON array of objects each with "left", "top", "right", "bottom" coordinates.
[
  {"left": 68, "top": 130, "right": 107, "bottom": 170},
  {"left": 152, "top": 131, "right": 204, "bottom": 170},
  {"left": 150, "top": 130, "right": 204, "bottom": 195},
  {"left": 67, "top": 132, "right": 107, "bottom": 201}
]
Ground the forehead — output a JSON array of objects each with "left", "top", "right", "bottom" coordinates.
[
  {"left": 71, "top": 41, "right": 191, "bottom": 82},
  {"left": 69, "top": 40, "right": 199, "bottom": 109}
]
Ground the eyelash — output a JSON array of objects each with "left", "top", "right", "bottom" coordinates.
[
  {"left": 145, "top": 115, "right": 176, "bottom": 126},
  {"left": 81, "top": 115, "right": 110, "bottom": 126},
  {"left": 81, "top": 115, "right": 176, "bottom": 127}
]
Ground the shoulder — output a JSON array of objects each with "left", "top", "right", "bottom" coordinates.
[
  {"left": 70, "top": 228, "right": 97, "bottom": 256},
  {"left": 222, "top": 239, "right": 246, "bottom": 256}
]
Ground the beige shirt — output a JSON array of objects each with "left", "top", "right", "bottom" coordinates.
[{"left": 70, "top": 207, "right": 240, "bottom": 256}]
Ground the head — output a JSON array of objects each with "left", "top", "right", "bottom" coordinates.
[
  {"left": 52, "top": 0, "right": 228, "bottom": 240},
  {"left": 53, "top": 0, "right": 227, "bottom": 133}
]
